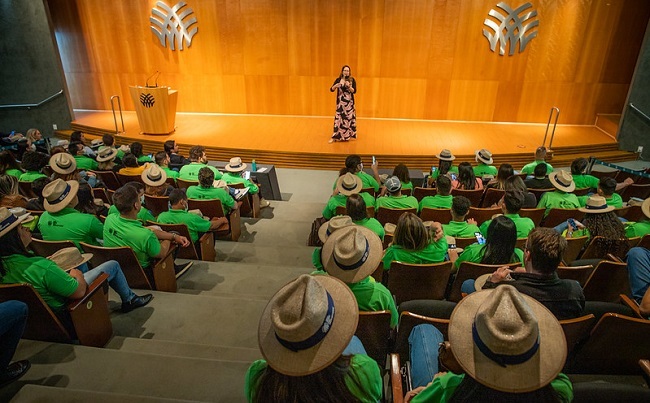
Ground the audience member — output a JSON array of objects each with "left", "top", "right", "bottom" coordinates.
[
  {"left": 625, "top": 198, "right": 650, "bottom": 237},
  {"left": 419, "top": 175, "right": 453, "bottom": 211},
  {"left": 578, "top": 177, "right": 623, "bottom": 208},
  {"left": 473, "top": 148, "right": 498, "bottom": 177},
  {"left": 25, "top": 177, "right": 50, "bottom": 211},
  {"left": 178, "top": 146, "right": 222, "bottom": 181},
  {"left": 524, "top": 162, "right": 553, "bottom": 189},
  {"left": 25, "top": 128, "right": 43, "bottom": 152},
  {"left": 19, "top": 151, "right": 48, "bottom": 182},
  {"left": 0, "top": 151, "right": 23, "bottom": 179},
  {"left": 455, "top": 215, "right": 523, "bottom": 271},
  {"left": 537, "top": 171, "right": 580, "bottom": 216},
  {"left": 334, "top": 154, "right": 381, "bottom": 193},
  {"left": 312, "top": 215, "right": 354, "bottom": 272},
  {"left": 186, "top": 167, "right": 236, "bottom": 214},
  {"left": 346, "top": 193, "right": 384, "bottom": 240},
  {"left": 155, "top": 151, "right": 179, "bottom": 180},
  {"left": 480, "top": 190, "right": 535, "bottom": 238},
  {"left": 430, "top": 149, "right": 457, "bottom": 181},
  {"left": 452, "top": 161, "right": 483, "bottom": 190},
  {"left": 223, "top": 157, "right": 270, "bottom": 208},
  {"left": 50, "top": 152, "right": 98, "bottom": 188},
  {"left": 142, "top": 165, "right": 173, "bottom": 197},
  {"left": 485, "top": 163, "right": 513, "bottom": 190},
  {"left": 322, "top": 173, "right": 376, "bottom": 220},
  {"left": 107, "top": 182, "right": 156, "bottom": 223},
  {"left": 69, "top": 131, "right": 96, "bottom": 158},
  {"left": 443, "top": 196, "right": 480, "bottom": 238},
  {"left": 375, "top": 176, "right": 418, "bottom": 210},
  {"left": 76, "top": 182, "right": 108, "bottom": 217},
  {"left": 570, "top": 157, "right": 599, "bottom": 190},
  {"left": 521, "top": 146, "right": 553, "bottom": 175},
  {"left": 626, "top": 247, "right": 650, "bottom": 313},
  {"left": 392, "top": 163, "right": 413, "bottom": 192},
  {"left": 96, "top": 146, "right": 120, "bottom": 172},
  {"left": 164, "top": 139, "right": 190, "bottom": 167},
  {"left": 68, "top": 141, "right": 98, "bottom": 171},
  {"left": 505, "top": 175, "right": 537, "bottom": 208},
  {"left": 382, "top": 212, "right": 446, "bottom": 270},
  {"left": 0, "top": 175, "right": 28, "bottom": 208},
  {"left": 0, "top": 300, "right": 30, "bottom": 388},
  {"left": 118, "top": 154, "right": 147, "bottom": 175},
  {"left": 130, "top": 142, "right": 153, "bottom": 164},
  {"left": 101, "top": 133, "right": 126, "bottom": 161}
]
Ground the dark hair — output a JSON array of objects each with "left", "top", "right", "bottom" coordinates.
[
  {"left": 570, "top": 158, "right": 588, "bottom": 175},
  {"left": 451, "top": 196, "right": 471, "bottom": 217},
  {"left": 0, "top": 151, "right": 23, "bottom": 175},
  {"left": 457, "top": 162, "right": 477, "bottom": 190},
  {"left": 394, "top": 212, "right": 429, "bottom": 251},
  {"left": 449, "top": 375, "right": 561, "bottom": 403},
  {"left": 198, "top": 167, "right": 214, "bottom": 188},
  {"left": 155, "top": 151, "right": 168, "bottom": 165},
  {"left": 492, "top": 163, "right": 514, "bottom": 190},
  {"left": 599, "top": 177, "right": 616, "bottom": 196},
  {"left": 68, "top": 141, "right": 83, "bottom": 156},
  {"left": 583, "top": 211, "right": 626, "bottom": 241},
  {"left": 503, "top": 190, "right": 525, "bottom": 213},
  {"left": 252, "top": 356, "right": 357, "bottom": 403},
  {"left": 534, "top": 163, "right": 547, "bottom": 178},
  {"left": 0, "top": 227, "right": 32, "bottom": 278},
  {"left": 168, "top": 188, "right": 187, "bottom": 206},
  {"left": 346, "top": 194, "right": 367, "bottom": 221},
  {"left": 392, "top": 164, "right": 410, "bottom": 184},
  {"left": 75, "top": 182, "right": 97, "bottom": 215},
  {"left": 112, "top": 185, "right": 139, "bottom": 214},
  {"left": 505, "top": 175, "right": 527, "bottom": 194},
  {"left": 130, "top": 142, "right": 144, "bottom": 158},
  {"left": 102, "top": 133, "right": 115, "bottom": 147},
  {"left": 189, "top": 146, "right": 205, "bottom": 161},
  {"left": 535, "top": 146, "right": 547, "bottom": 160},
  {"left": 481, "top": 216, "right": 518, "bottom": 265},
  {"left": 339, "top": 65, "right": 352, "bottom": 78},
  {"left": 21, "top": 151, "right": 49, "bottom": 172},
  {"left": 30, "top": 177, "right": 51, "bottom": 202},
  {"left": 70, "top": 131, "right": 85, "bottom": 144},
  {"left": 341, "top": 155, "right": 362, "bottom": 176},
  {"left": 164, "top": 140, "right": 176, "bottom": 154},
  {"left": 526, "top": 228, "right": 566, "bottom": 274},
  {"left": 124, "top": 181, "right": 145, "bottom": 193},
  {"left": 438, "top": 160, "right": 452, "bottom": 176},
  {"left": 122, "top": 154, "right": 138, "bottom": 168},
  {"left": 49, "top": 146, "right": 66, "bottom": 156},
  {"left": 436, "top": 175, "right": 452, "bottom": 195}
]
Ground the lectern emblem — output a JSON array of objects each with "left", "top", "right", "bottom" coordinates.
[
  {"left": 150, "top": 1, "right": 198, "bottom": 51},
  {"left": 140, "top": 93, "right": 155, "bottom": 108},
  {"left": 483, "top": 2, "right": 538, "bottom": 56}
]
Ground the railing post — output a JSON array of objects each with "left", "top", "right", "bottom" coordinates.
[
  {"left": 543, "top": 107, "right": 560, "bottom": 150},
  {"left": 110, "top": 96, "right": 125, "bottom": 134}
]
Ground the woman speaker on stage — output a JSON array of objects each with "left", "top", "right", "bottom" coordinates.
[{"left": 329, "top": 65, "right": 357, "bottom": 143}]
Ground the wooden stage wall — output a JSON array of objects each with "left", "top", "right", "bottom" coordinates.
[{"left": 49, "top": 0, "right": 650, "bottom": 124}]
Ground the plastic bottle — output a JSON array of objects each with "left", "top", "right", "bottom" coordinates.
[{"left": 251, "top": 159, "right": 257, "bottom": 172}]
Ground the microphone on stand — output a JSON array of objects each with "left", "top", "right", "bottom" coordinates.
[{"left": 145, "top": 71, "right": 159, "bottom": 88}]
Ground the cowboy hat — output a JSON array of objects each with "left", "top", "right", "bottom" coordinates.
[
  {"left": 642, "top": 198, "right": 650, "bottom": 220},
  {"left": 43, "top": 179, "right": 80, "bottom": 213},
  {"left": 258, "top": 274, "right": 358, "bottom": 376},
  {"left": 322, "top": 226, "right": 383, "bottom": 284},
  {"left": 548, "top": 170, "right": 575, "bottom": 193},
  {"left": 47, "top": 247, "right": 93, "bottom": 271},
  {"left": 435, "top": 149, "right": 456, "bottom": 161},
  {"left": 96, "top": 146, "right": 118, "bottom": 162},
  {"left": 449, "top": 285, "right": 566, "bottom": 393},
  {"left": 475, "top": 149, "right": 493, "bottom": 165},
  {"left": 474, "top": 273, "right": 493, "bottom": 291},
  {"left": 578, "top": 194, "right": 615, "bottom": 214},
  {"left": 225, "top": 157, "right": 247, "bottom": 173},
  {"left": 336, "top": 173, "right": 362, "bottom": 196},
  {"left": 141, "top": 165, "right": 168, "bottom": 187},
  {"left": 318, "top": 215, "right": 354, "bottom": 243},
  {"left": 49, "top": 153, "right": 77, "bottom": 175},
  {"left": 0, "top": 207, "right": 32, "bottom": 238}
]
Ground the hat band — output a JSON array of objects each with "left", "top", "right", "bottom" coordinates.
[
  {"left": 478, "top": 151, "right": 490, "bottom": 161},
  {"left": 585, "top": 203, "right": 608, "bottom": 210},
  {"left": 0, "top": 214, "right": 18, "bottom": 233},
  {"left": 230, "top": 163, "right": 243, "bottom": 169},
  {"left": 555, "top": 177, "right": 571, "bottom": 188},
  {"left": 472, "top": 323, "right": 539, "bottom": 368},
  {"left": 275, "top": 292, "right": 335, "bottom": 352},
  {"left": 57, "top": 161, "right": 72, "bottom": 169},
  {"left": 333, "top": 238, "right": 369, "bottom": 271},
  {"left": 49, "top": 184, "right": 72, "bottom": 205},
  {"left": 342, "top": 181, "right": 358, "bottom": 191},
  {"left": 148, "top": 173, "right": 162, "bottom": 181}
]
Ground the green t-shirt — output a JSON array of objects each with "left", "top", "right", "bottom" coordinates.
[
  {"left": 185, "top": 186, "right": 236, "bottom": 214},
  {"left": 157, "top": 209, "right": 211, "bottom": 243},
  {"left": 479, "top": 213, "right": 535, "bottom": 239},
  {"left": 108, "top": 204, "right": 156, "bottom": 224},
  {"left": 473, "top": 164, "right": 498, "bottom": 177},
  {"left": 19, "top": 171, "right": 47, "bottom": 182},
  {"left": 419, "top": 195, "right": 453, "bottom": 211},
  {"left": 537, "top": 191, "right": 580, "bottom": 216},
  {"left": 410, "top": 372, "right": 573, "bottom": 403},
  {"left": 382, "top": 239, "right": 448, "bottom": 270},
  {"left": 443, "top": 221, "right": 481, "bottom": 238},
  {"left": 222, "top": 172, "right": 259, "bottom": 194},
  {"left": 521, "top": 160, "right": 553, "bottom": 175},
  {"left": 73, "top": 155, "right": 99, "bottom": 171},
  {"left": 312, "top": 247, "right": 323, "bottom": 270},
  {"left": 160, "top": 166, "right": 179, "bottom": 179},
  {"left": 375, "top": 195, "right": 418, "bottom": 210},
  {"left": 401, "top": 181, "right": 413, "bottom": 190},
  {"left": 103, "top": 214, "right": 161, "bottom": 268},
  {"left": 578, "top": 193, "right": 623, "bottom": 209},
  {"left": 332, "top": 171, "right": 380, "bottom": 193},
  {"left": 625, "top": 220, "right": 650, "bottom": 238},
  {"left": 38, "top": 207, "right": 104, "bottom": 249},
  {"left": 350, "top": 277, "right": 398, "bottom": 327},
  {"left": 137, "top": 155, "right": 154, "bottom": 164},
  {"left": 431, "top": 166, "right": 458, "bottom": 180},
  {"left": 572, "top": 174, "right": 599, "bottom": 190},
  {"left": 245, "top": 354, "right": 382, "bottom": 403},
  {"left": 5, "top": 168, "right": 23, "bottom": 178},
  {"left": 322, "top": 193, "right": 376, "bottom": 220},
  {"left": 354, "top": 217, "right": 385, "bottom": 240},
  {"left": 454, "top": 242, "right": 524, "bottom": 270},
  {"left": 0, "top": 254, "right": 78, "bottom": 310},
  {"left": 178, "top": 162, "right": 222, "bottom": 181}
]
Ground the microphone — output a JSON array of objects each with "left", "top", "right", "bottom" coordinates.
[{"left": 145, "top": 71, "right": 159, "bottom": 88}]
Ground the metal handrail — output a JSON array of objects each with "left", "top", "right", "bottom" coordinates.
[
  {"left": 110, "top": 95, "right": 125, "bottom": 134},
  {"left": 629, "top": 103, "right": 650, "bottom": 123},
  {"left": 542, "top": 107, "right": 560, "bottom": 150},
  {"left": 0, "top": 90, "right": 63, "bottom": 109}
]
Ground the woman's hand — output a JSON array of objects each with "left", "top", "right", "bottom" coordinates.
[{"left": 404, "top": 386, "right": 426, "bottom": 403}]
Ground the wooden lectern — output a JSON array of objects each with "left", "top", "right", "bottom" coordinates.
[{"left": 129, "top": 86, "right": 178, "bottom": 135}]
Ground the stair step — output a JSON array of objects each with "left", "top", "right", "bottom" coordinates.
[
  {"left": 106, "top": 337, "right": 261, "bottom": 362},
  {"left": 11, "top": 384, "right": 204, "bottom": 403},
  {"left": 595, "top": 114, "right": 621, "bottom": 137}
]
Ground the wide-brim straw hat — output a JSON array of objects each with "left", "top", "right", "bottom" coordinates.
[
  {"left": 449, "top": 285, "right": 566, "bottom": 393},
  {"left": 578, "top": 194, "right": 615, "bottom": 214},
  {"left": 47, "top": 247, "right": 93, "bottom": 271},
  {"left": 49, "top": 153, "right": 77, "bottom": 175},
  {"left": 96, "top": 147, "right": 118, "bottom": 162},
  {"left": 336, "top": 172, "right": 362, "bottom": 196},
  {"left": 141, "top": 165, "right": 168, "bottom": 187},
  {"left": 43, "top": 179, "right": 79, "bottom": 213},
  {"left": 0, "top": 207, "right": 32, "bottom": 238},
  {"left": 474, "top": 273, "right": 492, "bottom": 291},
  {"left": 435, "top": 149, "right": 456, "bottom": 161},
  {"left": 549, "top": 170, "right": 575, "bottom": 193},
  {"left": 258, "top": 274, "right": 358, "bottom": 376},
  {"left": 213, "top": 179, "right": 228, "bottom": 189},
  {"left": 475, "top": 149, "right": 493, "bottom": 165},
  {"left": 641, "top": 198, "right": 650, "bottom": 220},
  {"left": 225, "top": 157, "right": 247, "bottom": 172},
  {"left": 322, "top": 226, "right": 383, "bottom": 284},
  {"left": 318, "top": 215, "right": 354, "bottom": 243}
]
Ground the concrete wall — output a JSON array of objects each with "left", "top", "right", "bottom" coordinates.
[{"left": 0, "top": 0, "right": 72, "bottom": 138}]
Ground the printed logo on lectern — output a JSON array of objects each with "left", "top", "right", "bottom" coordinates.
[
  {"left": 483, "top": 2, "right": 538, "bottom": 56},
  {"left": 150, "top": 1, "right": 198, "bottom": 51},
  {"left": 140, "top": 93, "right": 155, "bottom": 108}
]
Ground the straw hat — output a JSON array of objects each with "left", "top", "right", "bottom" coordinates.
[
  {"left": 335, "top": 173, "right": 362, "bottom": 196},
  {"left": 641, "top": 198, "right": 650, "bottom": 220},
  {"left": 96, "top": 147, "right": 118, "bottom": 162},
  {"left": 435, "top": 149, "right": 456, "bottom": 161},
  {"left": 578, "top": 194, "right": 615, "bottom": 214},
  {"left": 384, "top": 222, "right": 396, "bottom": 236},
  {"left": 0, "top": 207, "right": 32, "bottom": 238},
  {"left": 56, "top": 140, "right": 69, "bottom": 147},
  {"left": 549, "top": 170, "right": 575, "bottom": 193},
  {"left": 475, "top": 149, "right": 493, "bottom": 165},
  {"left": 91, "top": 139, "right": 104, "bottom": 147},
  {"left": 318, "top": 215, "right": 354, "bottom": 243},
  {"left": 47, "top": 247, "right": 93, "bottom": 271},
  {"left": 43, "top": 179, "right": 79, "bottom": 213},
  {"left": 141, "top": 165, "right": 168, "bottom": 187},
  {"left": 449, "top": 285, "right": 566, "bottom": 393},
  {"left": 258, "top": 274, "right": 358, "bottom": 376},
  {"left": 213, "top": 180, "right": 228, "bottom": 189},
  {"left": 225, "top": 157, "right": 247, "bottom": 173},
  {"left": 322, "top": 226, "right": 383, "bottom": 284},
  {"left": 474, "top": 273, "right": 492, "bottom": 291},
  {"left": 49, "top": 153, "right": 77, "bottom": 175}
]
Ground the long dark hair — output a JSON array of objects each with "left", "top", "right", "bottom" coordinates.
[
  {"left": 449, "top": 376, "right": 561, "bottom": 403},
  {"left": 339, "top": 155, "right": 362, "bottom": 176},
  {"left": 438, "top": 160, "right": 452, "bottom": 176},
  {"left": 481, "top": 216, "right": 518, "bottom": 265},
  {"left": 339, "top": 65, "right": 352, "bottom": 81},
  {"left": 457, "top": 162, "right": 477, "bottom": 190},
  {"left": 0, "top": 227, "right": 32, "bottom": 278},
  {"left": 392, "top": 163, "right": 410, "bottom": 184},
  {"left": 252, "top": 356, "right": 359, "bottom": 402},
  {"left": 346, "top": 194, "right": 367, "bottom": 221},
  {"left": 583, "top": 212, "right": 628, "bottom": 256},
  {"left": 0, "top": 151, "right": 23, "bottom": 174}
]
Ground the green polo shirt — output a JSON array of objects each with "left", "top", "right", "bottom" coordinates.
[
  {"left": 103, "top": 214, "right": 161, "bottom": 268},
  {"left": 354, "top": 217, "right": 385, "bottom": 240},
  {"left": 479, "top": 213, "right": 535, "bottom": 239},
  {"left": 160, "top": 166, "right": 179, "bottom": 179},
  {"left": 137, "top": 155, "right": 154, "bottom": 164},
  {"left": 0, "top": 254, "right": 78, "bottom": 311},
  {"left": 322, "top": 193, "right": 376, "bottom": 220},
  {"left": 625, "top": 220, "right": 650, "bottom": 238},
  {"left": 157, "top": 209, "right": 211, "bottom": 243},
  {"left": 186, "top": 186, "right": 235, "bottom": 214},
  {"left": 443, "top": 221, "right": 481, "bottom": 238},
  {"left": 537, "top": 191, "right": 580, "bottom": 216},
  {"left": 222, "top": 172, "right": 259, "bottom": 194},
  {"left": 5, "top": 168, "right": 23, "bottom": 178},
  {"left": 431, "top": 166, "right": 459, "bottom": 180},
  {"left": 73, "top": 155, "right": 98, "bottom": 171},
  {"left": 521, "top": 160, "right": 553, "bottom": 175},
  {"left": 312, "top": 247, "right": 323, "bottom": 270},
  {"left": 108, "top": 205, "right": 156, "bottom": 224},
  {"left": 375, "top": 195, "right": 418, "bottom": 210},
  {"left": 382, "top": 239, "right": 448, "bottom": 270},
  {"left": 578, "top": 193, "right": 623, "bottom": 209},
  {"left": 572, "top": 174, "right": 599, "bottom": 190},
  {"left": 419, "top": 195, "right": 453, "bottom": 211},
  {"left": 19, "top": 171, "right": 47, "bottom": 182},
  {"left": 245, "top": 354, "right": 382, "bottom": 403},
  {"left": 454, "top": 242, "right": 524, "bottom": 270},
  {"left": 38, "top": 208, "right": 104, "bottom": 249},
  {"left": 178, "top": 162, "right": 222, "bottom": 181},
  {"left": 350, "top": 277, "right": 398, "bottom": 327},
  {"left": 332, "top": 171, "right": 381, "bottom": 193},
  {"left": 401, "top": 181, "right": 413, "bottom": 190},
  {"left": 473, "top": 164, "right": 498, "bottom": 177}
]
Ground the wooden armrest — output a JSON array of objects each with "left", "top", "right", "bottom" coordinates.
[
  {"left": 67, "top": 272, "right": 109, "bottom": 311},
  {"left": 66, "top": 272, "right": 112, "bottom": 347},
  {"left": 151, "top": 245, "right": 178, "bottom": 292},
  {"left": 607, "top": 253, "right": 624, "bottom": 263},
  {"left": 198, "top": 231, "right": 216, "bottom": 262},
  {"left": 390, "top": 354, "right": 404, "bottom": 403},
  {"left": 639, "top": 359, "right": 650, "bottom": 380},
  {"left": 620, "top": 294, "right": 643, "bottom": 318}
]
